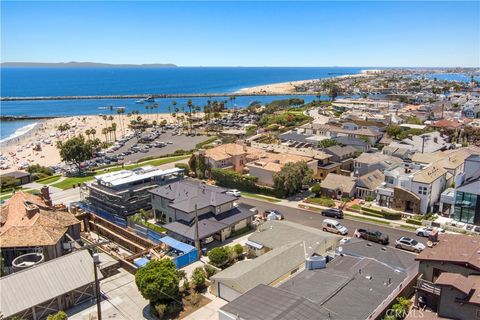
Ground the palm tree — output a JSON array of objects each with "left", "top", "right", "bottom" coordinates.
[
  {"left": 101, "top": 128, "right": 108, "bottom": 142},
  {"left": 85, "top": 129, "right": 91, "bottom": 140},
  {"left": 90, "top": 128, "right": 97, "bottom": 139},
  {"left": 102, "top": 115, "right": 108, "bottom": 128},
  {"left": 117, "top": 108, "right": 125, "bottom": 136},
  {"left": 111, "top": 123, "right": 117, "bottom": 141}
]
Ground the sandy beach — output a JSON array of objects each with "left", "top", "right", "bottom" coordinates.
[
  {"left": 0, "top": 113, "right": 187, "bottom": 174},
  {"left": 236, "top": 69, "right": 379, "bottom": 95}
]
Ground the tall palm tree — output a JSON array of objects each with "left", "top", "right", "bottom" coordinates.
[
  {"left": 90, "top": 128, "right": 97, "bottom": 139},
  {"left": 102, "top": 115, "right": 108, "bottom": 128},
  {"left": 85, "top": 129, "right": 91, "bottom": 140},
  {"left": 111, "top": 123, "right": 117, "bottom": 141},
  {"left": 102, "top": 128, "right": 108, "bottom": 142}
]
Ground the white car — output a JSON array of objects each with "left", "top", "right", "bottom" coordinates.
[
  {"left": 395, "top": 237, "right": 425, "bottom": 253},
  {"left": 416, "top": 226, "right": 445, "bottom": 237},
  {"left": 226, "top": 189, "right": 241, "bottom": 197}
]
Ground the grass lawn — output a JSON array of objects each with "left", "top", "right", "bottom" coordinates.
[
  {"left": 399, "top": 224, "right": 418, "bottom": 231},
  {"left": 37, "top": 175, "right": 62, "bottom": 185},
  {"left": 344, "top": 213, "right": 391, "bottom": 225},
  {"left": 51, "top": 176, "right": 95, "bottom": 190},
  {"left": 128, "top": 155, "right": 190, "bottom": 169},
  {"left": 304, "top": 196, "right": 335, "bottom": 207},
  {"left": 242, "top": 192, "right": 281, "bottom": 203}
]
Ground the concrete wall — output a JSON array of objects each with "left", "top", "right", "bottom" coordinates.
[
  {"left": 247, "top": 166, "right": 275, "bottom": 186},
  {"left": 412, "top": 174, "right": 446, "bottom": 214}
]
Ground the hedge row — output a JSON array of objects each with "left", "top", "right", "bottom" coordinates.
[
  {"left": 360, "top": 206, "right": 402, "bottom": 220},
  {"left": 211, "top": 168, "right": 284, "bottom": 198},
  {"left": 406, "top": 218, "right": 423, "bottom": 225}
]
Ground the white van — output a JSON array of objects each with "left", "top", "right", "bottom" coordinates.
[{"left": 322, "top": 219, "right": 348, "bottom": 235}]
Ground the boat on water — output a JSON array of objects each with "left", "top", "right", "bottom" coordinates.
[
  {"left": 136, "top": 99, "right": 145, "bottom": 104},
  {"left": 145, "top": 96, "right": 155, "bottom": 102}
]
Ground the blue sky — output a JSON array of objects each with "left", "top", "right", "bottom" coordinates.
[{"left": 1, "top": 1, "right": 479, "bottom": 67}]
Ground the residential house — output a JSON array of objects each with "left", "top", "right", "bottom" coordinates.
[
  {"left": 219, "top": 238, "right": 418, "bottom": 320},
  {"left": 388, "top": 132, "right": 451, "bottom": 154},
  {"left": 356, "top": 169, "right": 385, "bottom": 200},
  {"left": 452, "top": 155, "right": 480, "bottom": 225},
  {"left": 211, "top": 220, "right": 340, "bottom": 302},
  {"left": 300, "top": 123, "right": 383, "bottom": 145},
  {"left": 320, "top": 173, "right": 356, "bottom": 199},
  {"left": 382, "top": 145, "right": 413, "bottom": 161},
  {"left": 411, "top": 164, "right": 447, "bottom": 214},
  {"left": 0, "top": 190, "right": 81, "bottom": 271},
  {"left": 412, "top": 234, "right": 480, "bottom": 319},
  {"left": 463, "top": 100, "right": 480, "bottom": 118},
  {"left": 324, "top": 145, "right": 357, "bottom": 172},
  {"left": 353, "top": 152, "right": 402, "bottom": 176},
  {"left": 245, "top": 152, "right": 317, "bottom": 186},
  {"left": 333, "top": 136, "right": 371, "bottom": 152},
  {"left": 0, "top": 171, "right": 32, "bottom": 186},
  {"left": 149, "top": 180, "right": 257, "bottom": 245},
  {"left": 201, "top": 143, "right": 264, "bottom": 173},
  {"left": 86, "top": 166, "right": 184, "bottom": 216},
  {"left": 0, "top": 250, "right": 109, "bottom": 320}
]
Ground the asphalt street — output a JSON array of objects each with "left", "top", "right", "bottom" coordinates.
[{"left": 239, "top": 197, "right": 426, "bottom": 248}]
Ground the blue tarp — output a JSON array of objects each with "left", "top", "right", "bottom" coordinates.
[
  {"left": 133, "top": 257, "right": 150, "bottom": 268},
  {"left": 160, "top": 236, "right": 196, "bottom": 253}
]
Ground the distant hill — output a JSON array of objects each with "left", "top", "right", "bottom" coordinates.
[{"left": 1, "top": 61, "right": 177, "bottom": 68}]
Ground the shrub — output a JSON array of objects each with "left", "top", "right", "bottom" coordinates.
[
  {"left": 191, "top": 267, "right": 206, "bottom": 291},
  {"left": 365, "top": 195, "right": 375, "bottom": 202},
  {"left": 27, "top": 164, "right": 53, "bottom": 176},
  {"left": 0, "top": 176, "right": 19, "bottom": 191},
  {"left": 204, "top": 265, "right": 217, "bottom": 279},
  {"left": 188, "top": 292, "right": 202, "bottom": 307},
  {"left": 175, "top": 163, "right": 190, "bottom": 173},
  {"left": 233, "top": 244, "right": 244, "bottom": 256},
  {"left": 310, "top": 183, "right": 321, "bottom": 197},
  {"left": 207, "top": 247, "right": 230, "bottom": 268},
  {"left": 47, "top": 311, "right": 68, "bottom": 320},
  {"left": 154, "top": 303, "right": 167, "bottom": 320},
  {"left": 135, "top": 259, "right": 179, "bottom": 304},
  {"left": 406, "top": 218, "right": 422, "bottom": 225},
  {"left": 31, "top": 172, "right": 49, "bottom": 181}
]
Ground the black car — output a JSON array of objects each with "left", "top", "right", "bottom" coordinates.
[{"left": 321, "top": 208, "right": 344, "bottom": 219}]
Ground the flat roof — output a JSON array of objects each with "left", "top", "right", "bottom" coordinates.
[{"left": 94, "top": 166, "right": 183, "bottom": 187}]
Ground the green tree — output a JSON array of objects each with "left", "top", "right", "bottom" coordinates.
[
  {"left": 135, "top": 259, "right": 180, "bottom": 304},
  {"left": 138, "top": 209, "right": 153, "bottom": 223},
  {"left": 311, "top": 183, "right": 322, "bottom": 197},
  {"left": 233, "top": 244, "right": 244, "bottom": 256},
  {"left": 46, "top": 311, "right": 68, "bottom": 320},
  {"left": 207, "top": 247, "right": 230, "bottom": 268},
  {"left": 191, "top": 267, "right": 206, "bottom": 291},
  {"left": 56, "top": 135, "right": 101, "bottom": 173},
  {"left": 386, "top": 125, "right": 402, "bottom": 139},
  {"left": 318, "top": 139, "right": 338, "bottom": 148},
  {"left": 273, "top": 161, "right": 313, "bottom": 197},
  {"left": 0, "top": 176, "right": 18, "bottom": 191}
]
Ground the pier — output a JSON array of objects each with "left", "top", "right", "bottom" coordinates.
[
  {"left": 0, "top": 115, "right": 59, "bottom": 121},
  {"left": 0, "top": 92, "right": 316, "bottom": 101}
]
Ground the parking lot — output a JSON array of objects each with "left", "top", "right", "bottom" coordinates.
[{"left": 112, "top": 130, "right": 208, "bottom": 164}]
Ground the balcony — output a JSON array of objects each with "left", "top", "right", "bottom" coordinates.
[{"left": 416, "top": 277, "right": 440, "bottom": 296}]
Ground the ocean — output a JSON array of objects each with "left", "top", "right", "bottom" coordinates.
[{"left": 0, "top": 66, "right": 366, "bottom": 140}]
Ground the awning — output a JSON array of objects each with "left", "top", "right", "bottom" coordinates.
[
  {"left": 160, "top": 236, "right": 196, "bottom": 253},
  {"left": 133, "top": 257, "right": 150, "bottom": 268},
  {"left": 245, "top": 240, "right": 263, "bottom": 250}
]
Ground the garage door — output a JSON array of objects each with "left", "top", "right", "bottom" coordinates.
[{"left": 218, "top": 283, "right": 242, "bottom": 302}]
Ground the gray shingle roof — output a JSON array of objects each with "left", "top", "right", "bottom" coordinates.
[
  {"left": 163, "top": 203, "right": 256, "bottom": 241},
  {"left": 220, "top": 284, "right": 333, "bottom": 320},
  {"left": 148, "top": 180, "right": 236, "bottom": 213}
]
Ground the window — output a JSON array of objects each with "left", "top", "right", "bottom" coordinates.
[{"left": 418, "top": 186, "right": 427, "bottom": 195}]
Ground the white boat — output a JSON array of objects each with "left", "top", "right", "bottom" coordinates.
[
  {"left": 145, "top": 96, "right": 155, "bottom": 102},
  {"left": 136, "top": 99, "right": 145, "bottom": 104}
]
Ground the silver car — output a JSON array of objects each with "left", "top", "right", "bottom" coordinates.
[{"left": 395, "top": 237, "right": 425, "bottom": 253}]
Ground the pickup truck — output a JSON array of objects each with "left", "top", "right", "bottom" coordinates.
[{"left": 354, "top": 228, "right": 389, "bottom": 245}]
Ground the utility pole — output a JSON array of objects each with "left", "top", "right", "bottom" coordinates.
[
  {"left": 194, "top": 204, "right": 201, "bottom": 257},
  {"left": 93, "top": 253, "right": 102, "bottom": 320}
]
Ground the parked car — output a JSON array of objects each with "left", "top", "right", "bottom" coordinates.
[
  {"left": 415, "top": 226, "right": 445, "bottom": 237},
  {"left": 322, "top": 219, "right": 348, "bottom": 235},
  {"left": 354, "top": 228, "right": 389, "bottom": 245},
  {"left": 226, "top": 189, "right": 241, "bottom": 197},
  {"left": 395, "top": 237, "right": 425, "bottom": 253},
  {"left": 265, "top": 209, "right": 283, "bottom": 220},
  {"left": 321, "top": 208, "right": 344, "bottom": 219}
]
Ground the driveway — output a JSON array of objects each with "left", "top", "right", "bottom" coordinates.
[
  {"left": 183, "top": 297, "right": 227, "bottom": 320},
  {"left": 68, "top": 268, "right": 153, "bottom": 320}
]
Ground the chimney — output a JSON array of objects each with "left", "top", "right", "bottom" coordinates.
[
  {"left": 24, "top": 202, "right": 40, "bottom": 217},
  {"left": 40, "top": 186, "right": 52, "bottom": 206}
]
